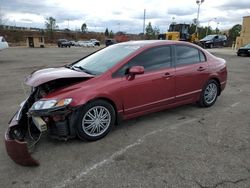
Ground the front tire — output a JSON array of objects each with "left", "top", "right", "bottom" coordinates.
[
  {"left": 199, "top": 80, "right": 219, "bottom": 107},
  {"left": 76, "top": 100, "right": 115, "bottom": 141}
]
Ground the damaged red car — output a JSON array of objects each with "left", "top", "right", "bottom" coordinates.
[{"left": 5, "top": 40, "right": 227, "bottom": 166}]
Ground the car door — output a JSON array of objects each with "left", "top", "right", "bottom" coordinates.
[
  {"left": 114, "top": 45, "right": 175, "bottom": 116},
  {"left": 174, "top": 45, "right": 209, "bottom": 102}
]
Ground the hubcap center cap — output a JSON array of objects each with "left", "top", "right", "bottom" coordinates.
[{"left": 94, "top": 119, "right": 100, "bottom": 125}]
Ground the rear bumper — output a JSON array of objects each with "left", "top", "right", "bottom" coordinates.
[
  {"left": 220, "top": 81, "right": 227, "bottom": 92},
  {"left": 5, "top": 126, "right": 39, "bottom": 166}
]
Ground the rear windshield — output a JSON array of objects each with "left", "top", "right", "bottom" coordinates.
[{"left": 202, "top": 35, "right": 216, "bottom": 40}]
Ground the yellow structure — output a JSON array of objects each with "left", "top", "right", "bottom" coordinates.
[
  {"left": 26, "top": 36, "right": 45, "bottom": 48},
  {"left": 166, "top": 32, "right": 180, "bottom": 41},
  {"left": 235, "top": 16, "right": 250, "bottom": 49}
]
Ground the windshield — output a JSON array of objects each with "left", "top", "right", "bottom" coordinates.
[
  {"left": 73, "top": 44, "right": 140, "bottom": 75},
  {"left": 202, "top": 35, "right": 216, "bottom": 40}
]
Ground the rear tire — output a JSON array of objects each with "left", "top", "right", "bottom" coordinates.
[
  {"left": 199, "top": 80, "right": 219, "bottom": 107},
  {"left": 76, "top": 100, "right": 115, "bottom": 141}
]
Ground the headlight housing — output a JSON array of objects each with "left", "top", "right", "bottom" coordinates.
[{"left": 31, "top": 98, "right": 72, "bottom": 110}]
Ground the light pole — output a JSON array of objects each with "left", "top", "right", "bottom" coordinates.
[
  {"left": 195, "top": 0, "right": 205, "bottom": 34},
  {"left": 67, "top": 19, "right": 70, "bottom": 30},
  {"left": 118, "top": 23, "right": 120, "bottom": 32},
  {"left": 216, "top": 22, "right": 220, "bottom": 33},
  {"left": 206, "top": 17, "right": 216, "bottom": 36},
  {"left": 143, "top": 9, "right": 146, "bottom": 34},
  {"left": 172, "top": 17, "right": 175, "bottom": 24}
]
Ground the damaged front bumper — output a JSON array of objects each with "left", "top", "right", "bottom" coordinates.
[
  {"left": 5, "top": 98, "right": 78, "bottom": 166},
  {"left": 5, "top": 127, "right": 40, "bottom": 166},
  {"left": 5, "top": 110, "right": 40, "bottom": 166}
]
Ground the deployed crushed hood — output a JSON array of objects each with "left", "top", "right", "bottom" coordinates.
[{"left": 25, "top": 67, "right": 94, "bottom": 87}]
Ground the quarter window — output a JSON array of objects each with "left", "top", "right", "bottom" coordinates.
[{"left": 199, "top": 51, "right": 206, "bottom": 62}]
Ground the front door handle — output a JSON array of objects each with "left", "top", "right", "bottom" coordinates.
[
  {"left": 162, "top": 72, "right": 173, "bottom": 78},
  {"left": 197, "top": 67, "right": 206, "bottom": 71}
]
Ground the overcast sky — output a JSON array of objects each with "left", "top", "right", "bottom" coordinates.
[{"left": 1, "top": 0, "right": 250, "bottom": 33}]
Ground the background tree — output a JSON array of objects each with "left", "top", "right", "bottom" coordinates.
[
  {"left": 109, "top": 30, "right": 114, "bottom": 38},
  {"left": 228, "top": 24, "right": 242, "bottom": 42},
  {"left": 145, "top": 22, "right": 159, "bottom": 39},
  {"left": 81, "top": 23, "right": 87, "bottom": 33},
  {"left": 188, "top": 23, "right": 196, "bottom": 35},
  {"left": 153, "top": 26, "right": 160, "bottom": 36},
  {"left": 104, "top": 28, "right": 109, "bottom": 37},
  {"left": 45, "top": 17, "right": 57, "bottom": 31},
  {"left": 188, "top": 23, "right": 215, "bottom": 39},
  {"left": 145, "top": 22, "right": 154, "bottom": 39}
]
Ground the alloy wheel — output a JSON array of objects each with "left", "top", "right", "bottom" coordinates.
[
  {"left": 82, "top": 106, "right": 111, "bottom": 137},
  {"left": 204, "top": 83, "right": 218, "bottom": 104}
]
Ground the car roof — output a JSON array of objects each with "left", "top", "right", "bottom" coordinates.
[{"left": 115, "top": 40, "right": 193, "bottom": 48}]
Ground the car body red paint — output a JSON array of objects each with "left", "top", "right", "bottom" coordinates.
[{"left": 5, "top": 40, "right": 227, "bottom": 166}]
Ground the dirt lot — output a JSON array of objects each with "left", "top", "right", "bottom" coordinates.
[{"left": 0, "top": 46, "right": 250, "bottom": 188}]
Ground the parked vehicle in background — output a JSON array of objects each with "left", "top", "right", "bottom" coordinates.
[
  {"left": 69, "top": 40, "right": 77, "bottom": 46},
  {"left": 200, "top": 34, "right": 227, "bottom": 48},
  {"left": 57, "top": 39, "right": 71, "bottom": 48},
  {"left": 5, "top": 40, "right": 227, "bottom": 166},
  {"left": 90, "top": 39, "right": 100, "bottom": 46},
  {"left": 76, "top": 40, "right": 95, "bottom": 47},
  {"left": 237, "top": 44, "right": 250, "bottom": 56},
  {"left": 0, "top": 36, "right": 9, "bottom": 51},
  {"left": 105, "top": 39, "right": 117, "bottom": 46}
]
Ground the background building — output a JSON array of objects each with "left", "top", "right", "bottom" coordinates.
[{"left": 236, "top": 16, "right": 250, "bottom": 49}]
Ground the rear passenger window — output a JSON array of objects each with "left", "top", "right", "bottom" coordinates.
[{"left": 176, "top": 45, "right": 205, "bottom": 66}]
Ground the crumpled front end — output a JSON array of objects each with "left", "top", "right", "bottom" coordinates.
[
  {"left": 5, "top": 98, "right": 41, "bottom": 166},
  {"left": 5, "top": 127, "right": 39, "bottom": 166},
  {"left": 5, "top": 79, "right": 82, "bottom": 166}
]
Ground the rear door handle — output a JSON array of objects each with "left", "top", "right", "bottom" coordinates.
[
  {"left": 197, "top": 67, "right": 206, "bottom": 71},
  {"left": 162, "top": 72, "right": 173, "bottom": 78}
]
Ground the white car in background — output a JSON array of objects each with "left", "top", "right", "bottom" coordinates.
[
  {"left": 0, "top": 36, "right": 9, "bottom": 51},
  {"left": 76, "top": 40, "right": 95, "bottom": 47}
]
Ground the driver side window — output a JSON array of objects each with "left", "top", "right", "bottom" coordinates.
[{"left": 114, "top": 45, "right": 172, "bottom": 76}]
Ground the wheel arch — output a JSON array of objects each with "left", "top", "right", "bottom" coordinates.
[{"left": 208, "top": 77, "right": 221, "bottom": 96}]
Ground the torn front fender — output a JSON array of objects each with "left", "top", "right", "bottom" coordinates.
[{"left": 5, "top": 126, "right": 39, "bottom": 166}]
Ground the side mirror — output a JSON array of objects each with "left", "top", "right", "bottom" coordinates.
[{"left": 129, "top": 66, "right": 144, "bottom": 75}]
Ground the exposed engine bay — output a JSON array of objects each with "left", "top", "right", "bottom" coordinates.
[{"left": 5, "top": 77, "right": 90, "bottom": 166}]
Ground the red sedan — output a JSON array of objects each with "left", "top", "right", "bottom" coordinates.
[{"left": 5, "top": 40, "right": 227, "bottom": 166}]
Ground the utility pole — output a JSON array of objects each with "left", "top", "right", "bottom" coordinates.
[
  {"left": 75, "top": 26, "right": 77, "bottom": 41},
  {"left": 143, "top": 9, "right": 146, "bottom": 34},
  {"left": 195, "top": 0, "right": 205, "bottom": 34},
  {"left": 206, "top": 18, "right": 216, "bottom": 36},
  {"left": 216, "top": 22, "right": 220, "bottom": 33},
  {"left": 118, "top": 23, "right": 120, "bottom": 32},
  {"left": 0, "top": 6, "right": 1, "bottom": 26}
]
